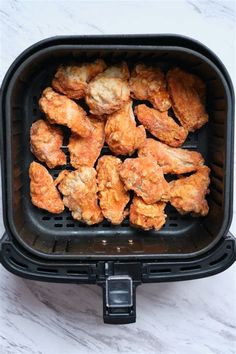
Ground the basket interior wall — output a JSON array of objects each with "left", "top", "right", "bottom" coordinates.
[{"left": 7, "top": 47, "right": 228, "bottom": 257}]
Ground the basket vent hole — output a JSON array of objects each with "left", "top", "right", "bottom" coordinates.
[
  {"left": 54, "top": 216, "right": 62, "bottom": 220},
  {"left": 9, "top": 257, "right": 28, "bottom": 269},
  {"left": 66, "top": 216, "right": 73, "bottom": 220},
  {"left": 33, "top": 96, "right": 37, "bottom": 103},
  {"left": 33, "top": 108, "right": 37, "bottom": 116},
  {"left": 66, "top": 223, "right": 75, "bottom": 227},
  {"left": 54, "top": 223, "right": 63, "bottom": 228},
  {"left": 42, "top": 216, "right": 51, "bottom": 221},
  {"left": 169, "top": 223, "right": 178, "bottom": 227},
  {"left": 226, "top": 245, "right": 232, "bottom": 250},
  {"left": 209, "top": 253, "right": 228, "bottom": 266}
]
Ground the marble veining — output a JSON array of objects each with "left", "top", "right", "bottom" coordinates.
[{"left": 0, "top": 1, "right": 236, "bottom": 353}]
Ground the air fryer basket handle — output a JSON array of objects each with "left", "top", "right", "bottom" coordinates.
[{"left": 102, "top": 275, "right": 137, "bottom": 324}]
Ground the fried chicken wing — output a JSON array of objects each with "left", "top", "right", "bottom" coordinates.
[
  {"left": 135, "top": 104, "right": 188, "bottom": 147},
  {"left": 39, "top": 87, "right": 92, "bottom": 137},
  {"left": 119, "top": 157, "right": 169, "bottom": 204},
  {"left": 30, "top": 119, "right": 66, "bottom": 169},
  {"left": 169, "top": 166, "right": 210, "bottom": 216},
  {"left": 129, "top": 64, "right": 171, "bottom": 111},
  {"left": 68, "top": 117, "right": 105, "bottom": 168},
  {"left": 29, "top": 161, "right": 64, "bottom": 214},
  {"left": 105, "top": 101, "right": 146, "bottom": 155},
  {"left": 96, "top": 156, "right": 130, "bottom": 224},
  {"left": 167, "top": 67, "right": 208, "bottom": 132},
  {"left": 85, "top": 62, "right": 130, "bottom": 115},
  {"left": 57, "top": 167, "right": 103, "bottom": 225},
  {"left": 130, "top": 196, "right": 167, "bottom": 231},
  {"left": 52, "top": 59, "right": 107, "bottom": 99},
  {"left": 138, "top": 139, "right": 204, "bottom": 174}
]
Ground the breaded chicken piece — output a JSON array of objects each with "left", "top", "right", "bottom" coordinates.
[
  {"left": 169, "top": 166, "right": 210, "bottom": 216},
  {"left": 129, "top": 64, "right": 171, "bottom": 111},
  {"left": 57, "top": 167, "right": 103, "bottom": 225},
  {"left": 119, "top": 157, "right": 169, "bottom": 204},
  {"left": 96, "top": 156, "right": 130, "bottom": 224},
  {"left": 30, "top": 119, "right": 66, "bottom": 169},
  {"left": 85, "top": 62, "right": 130, "bottom": 115},
  {"left": 105, "top": 101, "right": 146, "bottom": 155},
  {"left": 138, "top": 139, "right": 204, "bottom": 174},
  {"left": 68, "top": 117, "right": 105, "bottom": 168},
  {"left": 167, "top": 67, "right": 208, "bottom": 132},
  {"left": 29, "top": 161, "right": 64, "bottom": 214},
  {"left": 135, "top": 104, "right": 188, "bottom": 147},
  {"left": 130, "top": 196, "right": 167, "bottom": 231},
  {"left": 52, "top": 59, "right": 107, "bottom": 99},
  {"left": 39, "top": 87, "right": 92, "bottom": 137}
]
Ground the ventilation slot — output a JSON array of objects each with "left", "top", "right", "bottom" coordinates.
[
  {"left": 180, "top": 265, "right": 201, "bottom": 271},
  {"left": 149, "top": 268, "right": 171, "bottom": 274},
  {"left": 37, "top": 267, "right": 58, "bottom": 274},
  {"left": 54, "top": 223, "right": 63, "bottom": 228},
  {"left": 42, "top": 216, "right": 51, "bottom": 221},
  {"left": 67, "top": 270, "right": 88, "bottom": 276},
  {"left": 209, "top": 253, "right": 228, "bottom": 266},
  {"left": 9, "top": 257, "right": 28, "bottom": 269}
]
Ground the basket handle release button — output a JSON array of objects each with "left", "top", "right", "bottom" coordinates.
[{"left": 103, "top": 275, "right": 136, "bottom": 324}]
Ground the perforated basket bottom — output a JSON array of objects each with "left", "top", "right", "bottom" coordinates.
[{"left": 24, "top": 61, "right": 207, "bottom": 241}]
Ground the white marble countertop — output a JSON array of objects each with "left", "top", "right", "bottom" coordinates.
[{"left": 0, "top": 1, "right": 235, "bottom": 353}]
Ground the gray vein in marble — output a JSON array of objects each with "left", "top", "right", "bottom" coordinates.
[{"left": 187, "top": 0, "right": 235, "bottom": 22}]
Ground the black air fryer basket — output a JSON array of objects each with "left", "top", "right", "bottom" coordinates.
[{"left": 0, "top": 35, "right": 235, "bottom": 324}]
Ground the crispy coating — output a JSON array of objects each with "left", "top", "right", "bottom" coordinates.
[
  {"left": 29, "top": 161, "right": 64, "bottom": 214},
  {"left": 135, "top": 104, "right": 188, "bottom": 147},
  {"left": 57, "top": 167, "right": 103, "bottom": 225},
  {"left": 138, "top": 139, "right": 204, "bottom": 174},
  {"left": 119, "top": 157, "right": 170, "bottom": 204},
  {"left": 30, "top": 119, "right": 66, "bottom": 169},
  {"left": 169, "top": 166, "right": 210, "bottom": 216},
  {"left": 96, "top": 156, "right": 130, "bottom": 224},
  {"left": 105, "top": 101, "right": 146, "bottom": 155},
  {"left": 85, "top": 62, "right": 130, "bottom": 115},
  {"left": 167, "top": 67, "right": 208, "bottom": 132},
  {"left": 129, "top": 64, "right": 171, "bottom": 111},
  {"left": 130, "top": 196, "right": 167, "bottom": 231},
  {"left": 39, "top": 87, "right": 92, "bottom": 137},
  {"left": 68, "top": 117, "right": 105, "bottom": 168},
  {"left": 52, "top": 59, "right": 107, "bottom": 99}
]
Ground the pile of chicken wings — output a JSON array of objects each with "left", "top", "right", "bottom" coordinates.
[{"left": 29, "top": 59, "right": 210, "bottom": 231}]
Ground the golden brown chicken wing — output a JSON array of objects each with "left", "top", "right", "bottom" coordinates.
[
  {"left": 135, "top": 104, "right": 188, "bottom": 147},
  {"left": 52, "top": 59, "right": 107, "bottom": 99},
  {"left": 119, "top": 157, "right": 169, "bottom": 204},
  {"left": 57, "top": 167, "right": 103, "bottom": 225},
  {"left": 96, "top": 156, "right": 130, "bottom": 224},
  {"left": 130, "top": 196, "right": 167, "bottom": 231},
  {"left": 29, "top": 161, "right": 64, "bottom": 214},
  {"left": 39, "top": 87, "right": 92, "bottom": 137},
  {"left": 129, "top": 64, "right": 171, "bottom": 111},
  {"left": 68, "top": 117, "right": 105, "bottom": 168},
  {"left": 167, "top": 67, "right": 208, "bottom": 132},
  {"left": 85, "top": 62, "right": 130, "bottom": 115},
  {"left": 138, "top": 139, "right": 204, "bottom": 174},
  {"left": 169, "top": 166, "right": 210, "bottom": 216},
  {"left": 105, "top": 101, "right": 146, "bottom": 155},
  {"left": 30, "top": 119, "right": 66, "bottom": 169}
]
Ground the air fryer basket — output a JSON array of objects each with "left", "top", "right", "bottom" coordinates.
[{"left": 0, "top": 35, "right": 235, "bottom": 324}]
